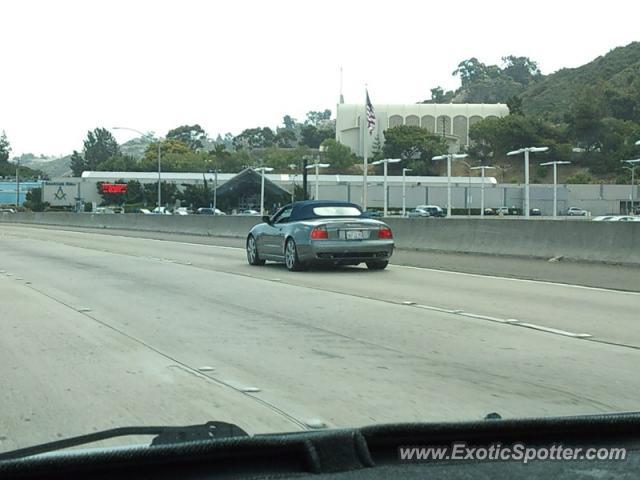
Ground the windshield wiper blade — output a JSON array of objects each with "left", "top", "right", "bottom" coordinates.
[{"left": 0, "top": 421, "right": 248, "bottom": 461}]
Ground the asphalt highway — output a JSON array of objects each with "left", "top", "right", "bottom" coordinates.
[{"left": 1, "top": 224, "right": 639, "bottom": 454}]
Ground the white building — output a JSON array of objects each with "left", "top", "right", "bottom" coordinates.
[{"left": 336, "top": 103, "right": 509, "bottom": 156}]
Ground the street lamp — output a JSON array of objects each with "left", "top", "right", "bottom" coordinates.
[
  {"left": 113, "top": 126, "right": 162, "bottom": 209},
  {"left": 402, "top": 167, "right": 412, "bottom": 216},
  {"left": 470, "top": 166, "right": 495, "bottom": 217},
  {"left": 459, "top": 160, "right": 474, "bottom": 216},
  {"left": 540, "top": 161, "right": 571, "bottom": 217},
  {"left": 621, "top": 159, "right": 640, "bottom": 214},
  {"left": 255, "top": 166, "right": 274, "bottom": 216},
  {"left": 506, "top": 147, "right": 549, "bottom": 218},
  {"left": 288, "top": 163, "right": 297, "bottom": 203},
  {"left": 371, "top": 158, "right": 401, "bottom": 216},
  {"left": 305, "top": 162, "right": 330, "bottom": 200},
  {"left": 432, "top": 153, "right": 468, "bottom": 218}
]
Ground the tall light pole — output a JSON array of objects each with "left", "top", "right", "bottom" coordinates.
[
  {"left": 211, "top": 168, "right": 219, "bottom": 212},
  {"left": 622, "top": 159, "right": 640, "bottom": 214},
  {"left": 288, "top": 163, "right": 297, "bottom": 203},
  {"left": 371, "top": 158, "right": 401, "bottom": 216},
  {"left": 506, "top": 147, "right": 549, "bottom": 218},
  {"left": 15, "top": 156, "right": 20, "bottom": 208},
  {"left": 255, "top": 166, "right": 274, "bottom": 216},
  {"left": 432, "top": 153, "right": 468, "bottom": 218},
  {"left": 540, "top": 161, "right": 571, "bottom": 217},
  {"left": 459, "top": 160, "right": 474, "bottom": 216},
  {"left": 305, "top": 162, "right": 330, "bottom": 200},
  {"left": 470, "top": 166, "right": 495, "bottom": 217},
  {"left": 113, "top": 126, "right": 162, "bottom": 209},
  {"left": 402, "top": 167, "right": 412, "bottom": 216}
]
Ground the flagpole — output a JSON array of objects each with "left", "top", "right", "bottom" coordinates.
[{"left": 363, "top": 87, "right": 368, "bottom": 211}]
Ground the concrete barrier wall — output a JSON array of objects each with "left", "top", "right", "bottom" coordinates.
[
  {"left": 0, "top": 213, "right": 263, "bottom": 238},
  {"left": 384, "top": 218, "right": 640, "bottom": 265},
  {"left": 1, "top": 213, "right": 639, "bottom": 265}
]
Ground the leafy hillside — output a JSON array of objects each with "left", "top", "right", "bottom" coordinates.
[{"left": 521, "top": 42, "right": 640, "bottom": 120}]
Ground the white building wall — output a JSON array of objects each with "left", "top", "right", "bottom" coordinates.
[{"left": 336, "top": 103, "right": 509, "bottom": 156}]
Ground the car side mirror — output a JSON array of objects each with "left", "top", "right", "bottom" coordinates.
[{"left": 262, "top": 215, "right": 272, "bottom": 225}]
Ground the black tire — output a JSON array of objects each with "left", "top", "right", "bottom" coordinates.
[
  {"left": 284, "top": 238, "right": 306, "bottom": 271},
  {"left": 246, "top": 235, "right": 265, "bottom": 266},
  {"left": 366, "top": 260, "right": 389, "bottom": 270}
]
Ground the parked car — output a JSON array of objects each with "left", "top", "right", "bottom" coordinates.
[
  {"left": 530, "top": 208, "right": 542, "bottom": 216},
  {"left": 592, "top": 216, "right": 615, "bottom": 221},
  {"left": 246, "top": 200, "right": 394, "bottom": 271},
  {"left": 195, "top": 207, "right": 225, "bottom": 215},
  {"left": 173, "top": 207, "right": 191, "bottom": 215},
  {"left": 363, "top": 210, "right": 382, "bottom": 218},
  {"left": 239, "top": 209, "right": 260, "bottom": 216},
  {"left": 483, "top": 208, "right": 496, "bottom": 215},
  {"left": 407, "top": 207, "right": 431, "bottom": 218},
  {"left": 94, "top": 207, "right": 116, "bottom": 214},
  {"left": 415, "top": 205, "right": 445, "bottom": 217},
  {"left": 567, "top": 207, "right": 588, "bottom": 216},
  {"left": 0, "top": 208, "right": 16, "bottom": 213},
  {"left": 138, "top": 208, "right": 153, "bottom": 215},
  {"left": 496, "top": 207, "right": 511, "bottom": 216},
  {"left": 607, "top": 216, "right": 640, "bottom": 222},
  {"left": 151, "top": 207, "right": 172, "bottom": 215}
]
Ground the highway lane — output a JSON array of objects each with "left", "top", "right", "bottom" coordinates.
[
  {"left": 3, "top": 225, "right": 639, "bottom": 346},
  {"left": 1, "top": 224, "right": 640, "bottom": 453}
]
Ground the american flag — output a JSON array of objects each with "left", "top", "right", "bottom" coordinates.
[{"left": 365, "top": 89, "right": 376, "bottom": 135}]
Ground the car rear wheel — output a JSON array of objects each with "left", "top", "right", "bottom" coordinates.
[
  {"left": 284, "top": 238, "right": 306, "bottom": 271},
  {"left": 246, "top": 235, "right": 265, "bottom": 266},
  {"left": 366, "top": 260, "right": 389, "bottom": 270}
]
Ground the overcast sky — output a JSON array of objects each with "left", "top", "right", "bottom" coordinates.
[{"left": 1, "top": 0, "right": 638, "bottom": 157}]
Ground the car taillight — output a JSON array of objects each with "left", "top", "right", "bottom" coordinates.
[
  {"left": 378, "top": 226, "right": 393, "bottom": 239},
  {"left": 310, "top": 226, "right": 329, "bottom": 240}
]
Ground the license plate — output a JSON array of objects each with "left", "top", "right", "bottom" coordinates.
[{"left": 345, "top": 230, "right": 364, "bottom": 240}]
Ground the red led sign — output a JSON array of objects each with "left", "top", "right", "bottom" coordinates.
[{"left": 101, "top": 183, "right": 128, "bottom": 194}]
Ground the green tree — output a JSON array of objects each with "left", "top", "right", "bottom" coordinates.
[
  {"left": 453, "top": 58, "right": 488, "bottom": 87},
  {"left": 142, "top": 182, "right": 179, "bottom": 206},
  {"left": 97, "top": 154, "right": 139, "bottom": 171},
  {"left": 506, "top": 95, "right": 524, "bottom": 115},
  {"left": 282, "top": 115, "right": 297, "bottom": 130},
  {"left": 320, "top": 139, "right": 357, "bottom": 172},
  {"left": 565, "top": 86, "right": 606, "bottom": 150},
  {"left": 501, "top": 56, "right": 541, "bottom": 86},
  {"left": 305, "top": 109, "right": 332, "bottom": 126},
  {"left": 274, "top": 129, "right": 297, "bottom": 148},
  {"left": 125, "top": 180, "right": 144, "bottom": 204},
  {"left": 140, "top": 139, "right": 191, "bottom": 170},
  {"left": 70, "top": 150, "right": 85, "bottom": 177},
  {"left": 166, "top": 124, "right": 207, "bottom": 151},
  {"left": 425, "top": 86, "right": 455, "bottom": 104},
  {"left": 233, "top": 127, "right": 276, "bottom": 150},
  {"left": 382, "top": 125, "right": 447, "bottom": 162},
  {"left": 179, "top": 183, "right": 212, "bottom": 209},
  {"left": 566, "top": 172, "right": 593, "bottom": 184},
  {"left": 24, "top": 187, "right": 48, "bottom": 211},
  {"left": 371, "top": 133, "right": 384, "bottom": 160},
  {"left": 211, "top": 144, "right": 243, "bottom": 172},
  {"left": 300, "top": 125, "right": 334, "bottom": 148},
  {"left": 83, "top": 128, "right": 120, "bottom": 170},
  {"left": 0, "top": 130, "right": 10, "bottom": 162}
]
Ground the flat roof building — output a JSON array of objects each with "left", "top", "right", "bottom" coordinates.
[{"left": 336, "top": 103, "right": 509, "bottom": 156}]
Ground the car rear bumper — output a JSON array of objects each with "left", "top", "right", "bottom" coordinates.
[{"left": 297, "top": 240, "right": 394, "bottom": 264}]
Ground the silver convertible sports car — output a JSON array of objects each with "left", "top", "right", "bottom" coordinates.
[{"left": 246, "top": 200, "right": 394, "bottom": 271}]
